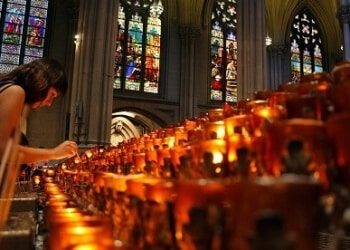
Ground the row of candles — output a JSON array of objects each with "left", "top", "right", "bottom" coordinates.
[
  {"left": 43, "top": 178, "right": 119, "bottom": 250},
  {"left": 41, "top": 61, "right": 350, "bottom": 249},
  {"left": 60, "top": 171, "right": 323, "bottom": 250}
]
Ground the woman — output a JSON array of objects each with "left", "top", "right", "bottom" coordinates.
[{"left": 0, "top": 58, "right": 77, "bottom": 164}]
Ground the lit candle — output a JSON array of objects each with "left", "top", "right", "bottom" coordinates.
[{"left": 204, "top": 121, "right": 225, "bottom": 140}]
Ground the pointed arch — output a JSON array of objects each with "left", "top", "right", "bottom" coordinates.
[
  {"left": 114, "top": 0, "right": 164, "bottom": 94},
  {"left": 209, "top": 0, "right": 238, "bottom": 103},
  {"left": 288, "top": 6, "right": 325, "bottom": 82},
  {"left": 111, "top": 109, "right": 163, "bottom": 145}
]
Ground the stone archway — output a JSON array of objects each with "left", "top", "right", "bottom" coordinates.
[{"left": 110, "top": 111, "right": 162, "bottom": 146}]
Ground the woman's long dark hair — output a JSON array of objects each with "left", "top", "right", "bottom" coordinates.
[{"left": 0, "top": 58, "right": 68, "bottom": 104}]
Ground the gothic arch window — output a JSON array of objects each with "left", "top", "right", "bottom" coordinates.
[
  {"left": 0, "top": 0, "right": 50, "bottom": 73},
  {"left": 114, "top": 0, "right": 163, "bottom": 94},
  {"left": 210, "top": 0, "right": 238, "bottom": 103},
  {"left": 290, "top": 9, "right": 324, "bottom": 83}
]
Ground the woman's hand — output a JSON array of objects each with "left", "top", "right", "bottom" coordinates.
[{"left": 52, "top": 140, "right": 78, "bottom": 159}]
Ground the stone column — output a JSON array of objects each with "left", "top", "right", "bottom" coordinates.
[
  {"left": 178, "top": 25, "right": 200, "bottom": 120},
  {"left": 267, "top": 44, "right": 291, "bottom": 90},
  {"left": 339, "top": 2, "right": 350, "bottom": 60},
  {"left": 69, "top": 0, "right": 118, "bottom": 145},
  {"left": 237, "top": 0, "right": 267, "bottom": 99}
]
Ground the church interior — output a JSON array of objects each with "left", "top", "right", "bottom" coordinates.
[{"left": 1, "top": 0, "right": 350, "bottom": 249}]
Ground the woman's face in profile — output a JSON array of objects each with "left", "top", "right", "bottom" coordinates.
[{"left": 30, "top": 87, "right": 59, "bottom": 109}]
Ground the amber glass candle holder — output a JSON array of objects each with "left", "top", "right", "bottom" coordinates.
[
  {"left": 331, "top": 61, "right": 350, "bottom": 111},
  {"left": 223, "top": 177, "right": 321, "bottom": 250},
  {"left": 326, "top": 113, "right": 350, "bottom": 190},
  {"left": 331, "top": 61, "right": 350, "bottom": 84},
  {"left": 108, "top": 174, "right": 145, "bottom": 242},
  {"left": 226, "top": 135, "right": 252, "bottom": 164},
  {"left": 208, "top": 108, "right": 224, "bottom": 121},
  {"left": 268, "top": 91, "right": 298, "bottom": 108},
  {"left": 183, "top": 119, "right": 198, "bottom": 131},
  {"left": 170, "top": 144, "right": 187, "bottom": 170},
  {"left": 48, "top": 216, "right": 113, "bottom": 250},
  {"left": 174, "top": 126, "right": 187, "bottom": 145},
  {"left": 142, "top": 180, "right": 177, "bottom": 249},
  {"left": 174, "top": 179, "right": 226, "bottom": 250},
  {"left": 124, "top": 178, "right": 162, "bottom": 248},
  {"left": 244, "top": 100, "right": 269, "bottom": 114},
  {"left": 224, "top": 114, "right": 253, "bottom": 138},
  {"left": 298, "top": 72, "right": 332, "bottom": 96},
  {"left": 277, "top": 81, "right": 299, "bottom": 92},
  {"left": 195, "top": 139, "right": 227, "bottom": 178},
  {"left": 133, "top": 152, "right": 146, "bottom": 172},
  {"left": 265, "top": 119, "right": 329, "bottom": 187},
  {"left": 204, "top": 121, "right": 225, "bottom": 140},
  {"left": 251, "top": 105, "right": 286, "bottom": 136},
  {"left": 285, "top": 95, "right": 330, "bottom": 121}
]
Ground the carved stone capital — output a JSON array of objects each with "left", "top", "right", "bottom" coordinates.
[
  {"left": 178, "top": 25, "right": 201, "bottom": 40},
  {"left": 338, "top": 5, "right": 350, "bottom": 24}
]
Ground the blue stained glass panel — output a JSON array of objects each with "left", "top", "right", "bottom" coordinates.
[
  {"left": 291, "top": 60, "right": 300, "bottom": 71},
  {"left": 8, "top": 0, "right": 26, "bottom": 5},
  {"left": 23, "top": 55, "right": 39, "bottom": 64},
  {"left": 0, "top": 53, "right": 20, "bottom": 64},
  {"left": 6, "top": 3, "right": 25, "bottom": 14},
  {"left": 124, "top": 15, "right": 143, "bottom": 91},
  {"left": 30, "top": 0, "right": 48, "bottom": 8},
  {"left": 0, "top": 63, "right": 17, "bottom": 72},
  {"left": 2, "top": 44, "right": 21, "bottom": 54},
  {"left": 315, "top": 66, "right": 322, "bottom": 72},
  {"left": 30, "top": 8, "right": 48, "bottom": 18},
  {"left": 25, "top": 47, "right": 43, "bottom": 57}
]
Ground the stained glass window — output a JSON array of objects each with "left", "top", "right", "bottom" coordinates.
[
  {"left": 0, "top": 0, "right": 49, "bottom": 73},
  {"left": 114, "top": 0, "right": 163, "bottom": 94},
  {"left": 210, "top": 0, "right": 238, "bottom": 103},
  {"left": 290, "top": 9, "right": 324, "bottom": 83}
]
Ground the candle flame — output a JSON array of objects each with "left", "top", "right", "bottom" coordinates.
[{"left": 212, "top": 152, "right": 223, "bottom": 164}]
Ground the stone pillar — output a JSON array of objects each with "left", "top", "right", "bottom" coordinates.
[
  {"left": 69, "top": 0, "right": 118, "bottom": 145},
  {"left": 339, "top": 2, "right": 350, "bottom": 60},
  {"left": 178, "top": 25, "right": 200, "bottom": 120},
  {"left": 267, "top": 44, "right": 291, "bottom": 90},
  {"left": 237, "top": 0, "right": 267, "bottom": 99}
]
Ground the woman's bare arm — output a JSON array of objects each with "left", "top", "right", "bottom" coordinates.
[{"left": 17, "top": 141, "right": 78, "bottom": 164}]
